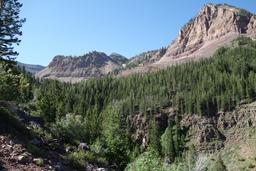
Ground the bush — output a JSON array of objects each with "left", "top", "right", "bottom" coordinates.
[
  {"left": 66, "top": 151, "right": 108, "bottom": 170},
  {"left": 0, "top": 62, "right": 33, "bottom": 102},
  {"left": 125, "top": 150, "right": 163, "bottom": 171},
  {"left": 52, "top": 114, "right": 88, "bottom": 143},
  {"left": 66, "top": 151, "right": 87, "bottom": 170}
]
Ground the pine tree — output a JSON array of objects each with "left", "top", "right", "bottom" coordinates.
[
  {"left": 161, "top": 123, "right": 175, "bottom": 161},
  {"left": 0, "top": 0, "right": 25, "bottom": 61},
  {"left": 149, "top": 118, "right": 161, "bottom": 153}
]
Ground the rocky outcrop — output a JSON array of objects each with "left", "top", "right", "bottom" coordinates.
[
  {"left": 0, "top": 135, "right": 49, "bottom": 170},
  {"left": 128, "top": 100, "right": 256, "bottom": 154},
  {"left": 156, "top": 4, "right": 256, "bottom": 65},
  {"left": 36, "top": 51, "right": 127, "bottom": 83}
]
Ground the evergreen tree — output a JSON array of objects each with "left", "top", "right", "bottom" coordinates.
[
  {"left": 161, "top": 123, "right": 175, "bottom": 161},
  {"left": 0, "top": 0, "right": 25, "bottom": 61},
  {"left": 149, "top": 118, "right": 161, "bottom": 153}
]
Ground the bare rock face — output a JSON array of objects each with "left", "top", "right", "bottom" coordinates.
[
  {"left": 36, "top": 51, "right": 127, "bottom": 83},
  {"left": 156, "top": 4, "right": 256, "bottom": 65}
]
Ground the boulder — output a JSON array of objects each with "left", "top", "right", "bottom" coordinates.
[
  {"left": 78, "top": 143, "right": 89, "bottom": 151},
  {"left": 18, "top": 152, "right": 32, "bottom": 164}
]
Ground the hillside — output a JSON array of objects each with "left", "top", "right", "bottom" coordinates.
[
  {"left": 31, "top": 37, "right": 256, "bottom": 170},
  {"left": 119, "top": 3, "right": 256, "bottom": 76},
  {"left": 2, "top": 1, "right": 256, "bottom": 171},
  {"left": 17, "top": 62, "right": 45, "bottom": 75},
  {"left": 1, "top": 36, "right": 256, "bottom": 171},
  {"left": 36, "top": 51, "right": 128, "bottom": 83},
  {"left": 156, "top": 3, "right": 256, "bottom": 65}
]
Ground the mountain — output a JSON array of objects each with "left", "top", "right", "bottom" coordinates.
[
  {"left": 37, "top": 3, "right": 256, "bottom": 80},
  {"left": 109, "top": 52, "right": 128, "bottom": 65},
  {"left": 36, "top": 51, "right": 127, "bottom": 82},
  {"left": 17, "top": 62, "right": 45, "bottom": 75},
  {"left": 119, "top": 3, "right": 256, "bottom": 76},
  {"left": 156, "top": 3, "right": 256, "bottom": 65},
  {"left": 126, "top": 48, "right": 166, "bottom": 68}
]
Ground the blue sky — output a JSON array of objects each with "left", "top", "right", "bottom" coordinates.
[{"left": 17, "top": 0, "right": 256, "bottom": 66}]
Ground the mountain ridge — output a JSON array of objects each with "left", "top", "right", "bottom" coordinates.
[
  {"left": 17, "top": 62, "right": 45, "bottom": 75},
  {"left": 36, "top": 51, "right": 128, "bottom": 82},
  {"left": 36, "top": 3, "right": 256, "bottom": 82}
]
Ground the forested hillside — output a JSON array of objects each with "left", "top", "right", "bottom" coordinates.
[
  {"left": 31, "top": 37, "right": 256, "bottom": 170},
  {"left": 2, "top": 0, "right": 256, "bottom": 170}
]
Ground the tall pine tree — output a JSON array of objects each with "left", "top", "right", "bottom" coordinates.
[{"left": 0, "top": 0, "right": 25, "bottom": 61}]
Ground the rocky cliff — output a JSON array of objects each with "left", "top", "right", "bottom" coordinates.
[
  {"left": 156, "top": 3, "right": 256, "bottom": 65},
  {"left": 36, "top": 51, "right": 127, "bottom": 82}
]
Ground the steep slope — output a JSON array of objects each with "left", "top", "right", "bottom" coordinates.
[
  {"left": 36, "top": 51, "right": 127, "bottom": 82},
  {"left": 17, "top": 62, "right": 45, "bottom": 75},
  {"left": 117, "top": 48, "right": 166, "bottom": 76},
  {"left": 156, "top": 3, "right": 256, "bottom": 65},
  {"left": 126, "top": 100, "right": 256, "bottom": 171},
  {"left": 119, "top": 3, "right": 256, "bottom": 76}
]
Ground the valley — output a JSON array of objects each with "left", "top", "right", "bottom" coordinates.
[{"left": 1, "top": 1, "right": 256, "bottom": 171}]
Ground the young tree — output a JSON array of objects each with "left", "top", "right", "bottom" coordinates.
[
  {"left": 161, "top": 123, "right": 175, "bottom": 161},
  {"left": 0, "top": 0, "right": 25, "bottom": 61},
  {"left": 149, "top": 118, "right": 161, "bottom": 154}
]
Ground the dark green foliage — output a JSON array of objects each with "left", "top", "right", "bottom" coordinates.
[
  {"left": 0, "top": 62, "right": 34, "bottom": 102},
  {"left": 51, "top": 114, "right": 88, "bottom": 143},
  {"left": 0, "top": 0, "right": 25, "bottom": 61},
  {"left": 35, "top": 37, "right": 256, "bottom": 167},
  {"left": 102, "top": 105, "right": 130, "bottom": 168},
  {"left": 0, "top": 106, "right": 28, "bottom": 135},
  {"left": 149, "top": 118, "right": 161, "bottom": 153},
  {"left": 161, "top": 123, "right": 175, "bottom": 160},
  {"left": 37, "top": 38, "right": 256, "bottom": 122}
]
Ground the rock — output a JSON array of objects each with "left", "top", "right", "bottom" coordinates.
[
  {"left": 96, "top": 168, "right": 108, "bottom": 171},
  {"left": 78, "top": 143, "right": 89, "bottom": 151},
  {"left": 86, "top": 164, "right": 95, "bottom": 171},
  {"left": 65, "top": 146, "right": 75, "bottom": 153},
  {"left": 157, "top": 4, "right": 256, "bottom": 65},
  {"left": 217, "top": 112, "right": 236, "bottom": 131},
  {"left": 18, "top": 152, "right": 31, "bottom": 164},
  {"left": 9, "top": 140, "right": 14, "bottom": 146},
  {"left": 33, "top": 158, "right": 44, "bottom": 166}
]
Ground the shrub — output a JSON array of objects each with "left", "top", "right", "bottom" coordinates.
[
  {"left": 51, "top": 114, "right": 88, "bottom": 143},
  {"left": 66, "top": 151, "right": 108, "bottom": 170},
  {"left": 125, "top": 150, "right": 163, "bottom": 171},
  {"left": 66, "top": 151, "right": 87, "bottom": 170}
]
